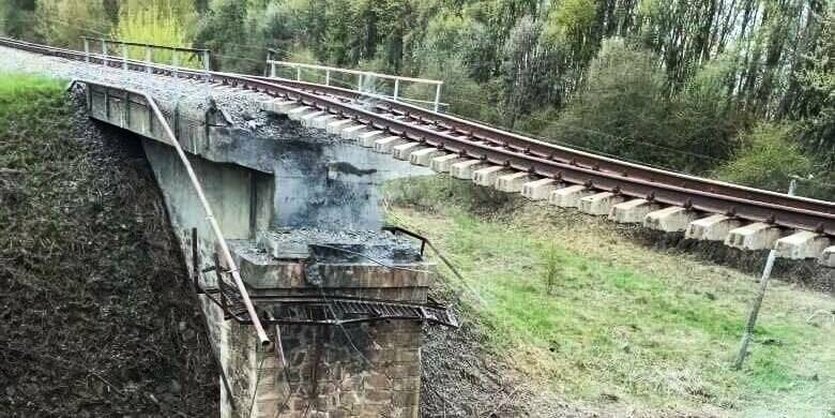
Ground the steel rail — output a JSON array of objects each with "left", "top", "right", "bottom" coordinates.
[{"left": 2, "top": 36, "right": 833, "bottom": 236}]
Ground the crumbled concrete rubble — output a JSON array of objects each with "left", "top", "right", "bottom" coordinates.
[{"left": 257, "top": 227, "right": 422, "bottom": 263}]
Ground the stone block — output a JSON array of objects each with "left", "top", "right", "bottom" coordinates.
[
  {"left": 374, "top": 136, "right": 408, "bottom": 153},
  {"left": 472, "top": 166, "right": 512, "bottom": 187},
  {"left": 725, "top": 222, "right": 782, "bottom": 250},
  {"left": 495, "top": 172, "right": 534, "bottom": 193},
  {"left": 340, "top": 124, "right": 369, "bottom": 141},
  {"left": 774, "top": 231, "right": 830, "bottom": 259},
  {"left": 643, "top": 206, "right": 698, "bottom": 232},
  {"left": 409, "top": 148, "right": 444, "bottom": 166},
  {"left": 820, "top": 246, "right": 835, "bottom": 267},
  {"left": 358, "top": 130, "right": 385, "bottom": 147},
  {"left": 549, "top": 185, "right": 593, "bottom": 208},
  {"left": 685, "top": 214, "right": 741, "bottom": 241},
  {"left": 608, "top": 199, "right": 660, "bottom": 223},
  {"left": 392, "top": 142, "right": 424, "bottom": 160},
  {"left": 430, "top": 154, "right": 465, "bottom": 173},
  {"left": 449, "top": 160, "right": 488, "bottom": 180},
  {"left": 579, "top": 192, "right": 625, "bottom": 216},
  {"left": 522, "top": 178, "right": 559, "bottom": 200},
  {"left": 310, "top": 114, "right": 337, "bottom": 130},
  {"left": 299, "top": 110, "right": 326, "bottom": 127},
  {"left": 326, "top": 119, "right": 354, "bottom": 135},
  {"left": 286, "top": 106, "right": 315, "bottom": 121}
]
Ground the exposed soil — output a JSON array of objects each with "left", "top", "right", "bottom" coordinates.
[{"left": 0, "top": 91, "right": 218, "bottom": 416}]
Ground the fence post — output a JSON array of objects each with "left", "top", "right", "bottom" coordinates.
[
  {"left": 393, "top": 79, "right": 400, "bottom": 101},
  {"left": 733, "top": 179, "right": 797, "bottom": 370},
  {"left": 172, "top": 50, "right": 179, "bottom": 78},
  {"left": 121, "top": 43, "right": 128, "bottom": 70},
  {"left": 100, "top": 39, "right": 108, "bottom": 68},
  {"left": 325, "top": 69, "right": 330, "bottom": 86},
  {"left": 145, "top": 45, "right": 152, "bottom": 74},
  {"left": 357, "top": 73, "right": 363, "bottom": 93},
  {"left": 296, "top": 66, "right": 301, "bottom": 81},
  {"left": 83, "top": 37, "right": 90, "bottom": 63},
  {"left": 203, "top": 50, "right": 211, "bottom": 73},
  {"left": 434, "top": 83, "right": 442, "bottom": 112},
  {"left": 270, "top": 62, "right": 276, "bottom": 78}
]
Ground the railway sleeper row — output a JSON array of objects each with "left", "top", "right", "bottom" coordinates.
[{"left": 260, "top": 97, "right": 835, "bottom": 268}]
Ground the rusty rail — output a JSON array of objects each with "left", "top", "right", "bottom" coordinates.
[{"left": 2, "top": 36, "right": 833, "bottom": 237}]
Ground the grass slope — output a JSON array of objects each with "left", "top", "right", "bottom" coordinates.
[
  {"left": 0, "top": 74, "right": 218, "bottom": 416},
  {"left": 385, "top": 176, "right": 835, "bottom": 417}
]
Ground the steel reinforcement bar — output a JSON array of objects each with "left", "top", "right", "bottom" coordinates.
[{"left": 2, "top": 36, "right": 833, "bottom": 237}]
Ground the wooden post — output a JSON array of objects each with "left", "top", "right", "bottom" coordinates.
[{"left": 733, "top": 180, "right": 796, "bottom": 370}]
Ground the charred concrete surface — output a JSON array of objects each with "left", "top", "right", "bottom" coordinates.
[{"left": 82, "top": 82, "right": 440, "bottom": 417}]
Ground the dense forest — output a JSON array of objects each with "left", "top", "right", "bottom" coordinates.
[{"left": 1, "top": 0, "right": 833, "bottom": 198}]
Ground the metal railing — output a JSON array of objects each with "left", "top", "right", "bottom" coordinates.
[
  {"left": 266, "top": 56, "right": 445, "bottom": 112},
  {"left": 81, "top": 36, "right": 211, "bottom": 76}
]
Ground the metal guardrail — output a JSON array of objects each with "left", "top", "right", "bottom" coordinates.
[
  {"left": 266, "top": 56, "right": 445, "bottom": 112},
  {"left": 81, "top": 36, "right": 211, "bottom": 75}
]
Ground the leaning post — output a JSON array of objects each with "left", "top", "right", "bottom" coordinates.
[{"left": 733, "top": 179, "right": 797, "bottom": 370}]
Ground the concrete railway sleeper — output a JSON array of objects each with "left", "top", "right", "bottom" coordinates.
[{"left": 2, "top": 36, "right": 833, "bottom": 266}]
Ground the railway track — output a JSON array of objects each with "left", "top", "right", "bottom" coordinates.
[{"left": 2, "top": 36, "right": 833, "bottom": 264}]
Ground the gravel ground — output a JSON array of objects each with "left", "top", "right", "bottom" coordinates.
[{"left": 0, "top": 45, "right": 288, "bottom": 137}]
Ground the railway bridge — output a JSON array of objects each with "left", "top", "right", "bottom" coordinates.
[{"left": 2, "top": 37, "right": 834, "bottom": 417}]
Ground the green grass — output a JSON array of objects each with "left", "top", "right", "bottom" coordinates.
[
  {"left": 384, "top": 176, "right": 835, "bottom": 416},
  {"left": 0, "top": 73, "right": 63, "bottom": 98}
]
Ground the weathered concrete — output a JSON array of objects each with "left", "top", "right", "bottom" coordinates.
[
  {"left": 643, "top": 206, "right": 698, "bottom": 232},
  {"left": 409, "top": 147, "right": 444, "bottom": 167},
  {"left": 472, "top": 166, "right": 513, "bottom": 187},
  {"left": 430, "top": 154, "right": 465, "bottom": 173},
  {"left": 358, "top": 130, "right": 385, "bottom": 147},
  {"left": 260, "top": 98, "right": 296, "bottom": 114},
  {"left": 392, "top": 142, "right": 424, "bottom": 160},
  {"left": 608, "top": 199, "right": 660, "bottom": 223},
  {"left": 522, "top": 178, "right": 559, "bottom": 200},
  {"left": 821, "top": 246, "right": 835, "bottom": 267},
  {"left": 325, "top": 118, "right": 354, "bottom": 134},
  {"left": 685, "top": 214, "right": 742, "bottom": 241},
  {"left": 495, "top": 172, "right": 534, "bottom": 193},
  {"left": 299, "top": 110, "right": 326, "bottom": 127},
  {"left": 449, "top": 160, "right": 488, "bottom": 180},
  {"left": 549, "top": 185, "right": 593, "bottom": 208},
  {"left": 374, "top": 136, "right": 408, "bottom": 154},
  {"left": 340, "top": 124, "right": 370, "bottom": 141},
  {"left": 774, "top": 231, "right": 831, "bottom": 259},
  {"left": 579, "top": 192, "right": 625, "bottom": 216},
  {"left": 311, "top": 114, "right": 337, "bottom": 130},
  {"left": 725, "top": 222, "right": 783, "bottom": 250},
  {"left": 287, "top": 106, "right": 314, "bottom": 121}
]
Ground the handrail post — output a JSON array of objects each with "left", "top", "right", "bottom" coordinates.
[
  {"left": 203, "top": 49, "right": 211, "bottom": 73},
  {"left": 100, "top": 38, "right": 108, "bottom": 68},
  {"left": 121, "top": 43, "right": 128, "bottom": 70},
  {"left": 393, "top": 78, "right": 400, "bottom": 101},
  {"left": 325, "top": 69, "right": 330, "bottom": 86},
  {"left": 434, "top": 83, "right": 442, "bottom": 112},
  {"left": 145, "top": 45, "right": 152, "bottom": 74},
  {"left": 357, "top": 73, "right": 363, "bottom": 93},
  {"left": 83, "top": 37, "right": 90, "bottom": 63},
  {"left": 270, "top": 61, "right": 276, "bottom": 78},
  {"left": 295, "top": 65, "right": 301, "bottom": 81}
]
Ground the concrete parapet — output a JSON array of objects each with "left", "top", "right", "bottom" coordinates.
[
  {"left": 374, "top": 136, "right": 409, "bottom": 153},
  {"left": 430, "top": 154, "right": 465, "bottom": 173},
  {"left": 472, "top": 166, "right": 513, "bottom": 187},
  {"left": 409, "top": 148, "right": 444, "bottom": 166},
  {"left": 549, "top": 185, "right": 592, "bottom": 208},
  {"left": 299, "top": 110, "right": 326, "bottom": 127},
  {"left": 608, "top": 199, "right": 660, "bottom": 223},
  {"left": 358, "top": 130, "right": 385, "bottom": 147},
  {"left": 392, "top": 142, "right": 424, "bottom": 160},
  {"left": 774, "top": 231, "right": 831, "bottom": 259},
  {"left": 579, "top": 192, "right": 625, "bottom": 216},
  {"left": 522, "top": 178, "right": 559, "bottom": 200},
  {"left": 820, "top": 246, "right": 835, "bottom": 267},
  {"left": 496, "top": 172, "right": 534, "bottom": 193},
  {"left": 286, "top": 106, "right": 315, "bottom": 121},
  {"left": 325, "top": 118, "right": 354, "bottom": 134},
  {"left": 449, "top": 160, "right": 488, "bottom": 180},
  {"left": 685, "top": 214, "right": 742, "bottom": 241},
  {"left": 725, "top": 222, "right": 782, "bottom": 250},
  {"left": 643, "top": 206, "right": 698, "bottom": 232},
  {"left": 340, "top": 124, "right": 369, "bottom": 141}
]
